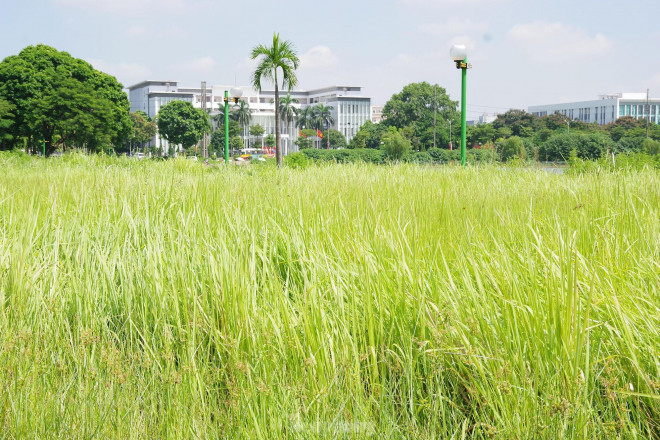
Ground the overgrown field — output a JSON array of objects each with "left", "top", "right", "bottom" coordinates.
[{"left": 0, "top": 154, "right": 658, "bottom": 439}]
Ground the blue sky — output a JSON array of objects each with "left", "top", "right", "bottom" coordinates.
[{"left": 2, "top": 0, "right": 658, "bottom": 118}]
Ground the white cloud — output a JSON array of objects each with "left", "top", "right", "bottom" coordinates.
[
  {"left": 300, "top": 46, "right": 338, "bottom": 70},
  {"left": 188, "top": 56, "right": 216, "bottom": 70},
  {"left": 508, "top": 21, "right": 612, "bottom": 62}
]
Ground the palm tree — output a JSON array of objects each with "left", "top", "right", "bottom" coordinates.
[
  {"left": 232, "top": 100, "right": 252, "bottom": 148},
  {"left": 296, "top": 106, "right": 312, "bottom": 130},
  {"left": 278, "top": 93, "right": 298, "bottom": 154},
  {"left": 313, "top": 103, "right": 334, "bottom": 149},
  {"left": 251, "top": 33, "right": 300, "bottom": 167}
]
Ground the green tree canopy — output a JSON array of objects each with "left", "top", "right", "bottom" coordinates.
[
  {"left": 249, "top": 124, "right": 265, "bottom": 137},
  {"left": 492, "top": 109, "right": 537, "bottom": 138},
  {"left": 156, "top": 100, "right": 210, "bottom": 152},
  {"left": 0, "top": 44, "right": 131, "bottom": 154},
  {"left": 381, "top": 126, "right": 412, "bottom": 160},
  {"left": 327, "top": 129, "right": 347, "bottom": 149},
  {"left": 0, "top": 99, "right": 15, "bottom": 149},
  {"left": 129, "top": 111, "right": 157, "bottom": 152},
  {"left": 382, "top": 82, "right": 459, "bottom": 150}
]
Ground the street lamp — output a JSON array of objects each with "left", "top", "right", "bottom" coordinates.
[
  {"left": 223, "top": 87, "right": 243, "bottom": 164},
  {"left": 450, "top": 44, "right": 471, "bottom": 166}
]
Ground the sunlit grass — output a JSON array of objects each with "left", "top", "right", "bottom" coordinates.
[{"left": 0, "top": 153, "right": 658, "bottom": 438}]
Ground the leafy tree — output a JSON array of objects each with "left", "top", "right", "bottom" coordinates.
[
  {"left": 156, "top": 100, "right": 210, "bottom": 154},
  {"left": 249, "top": 124, "right": 265, "bottom": 137},
  {"left": 231, "top": 136, "right": 244, "bottom": 151},
  {"left": 539, "top": 132, "right": 612, "bottom": 161},
  {"left": 492, "top": 109, "right": 537, "bottom": 138},
  {"left": 265, "top": 134, "right": 275, "bottom": 148},
  {"left": 606, "top": 116, "right": 645, "bottom": 142},
  {"left": 129, "top": 111, "right": 157, "bottom": 153},
  {"left": 251, "top": 32, "right": 300, "bottom": 167},
  {"left": 327, "top": 129, "right": 347, "bottom": 149},
  {"left": 642, "top": 138, "right": 660, "bottom": 155},
  {"left": 210, "top": 121, "right": 240, "bottom": 155},
  {"left": 382, "top": 82, "right": 459, "bottom": 150},
  {"left": 294, "top": 136, "right": 313, "bottom": 150},
  {"left": 349, "top": 120, "right": 388, "bottom": 149},
  {"left": 0, "top": 44, "right": 131, "bottom": 154},
  {"left": 381, "top": 126, "right": 411, "bottom": 160},
  {"left": 467, "top": 124, "right": 497, "bottom": 146},
  {"left": 0, "top": 99, "right": 15, "bottom": 149},
  {"left": 499, "top": 136, "right": 526, "bottom": 162}
]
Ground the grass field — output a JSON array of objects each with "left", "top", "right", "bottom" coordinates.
[{"left": 0, "top": 153, "right": 658, "bottom": 439}]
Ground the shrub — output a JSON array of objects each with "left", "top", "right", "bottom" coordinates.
[
  {"left": 381, "top": 127, "right": 411, "bottom": 161},
  {"left": 539, "top": 132, "right": 613, "bottom": 162},
  {"left": 284, "top": 152, "right": 310, "bottom": 169},
  {"left": 642, "top": 138, "right": 660, "bottom": 155},
  {"left": 405, "top": 151, "right": 433, "bottom": 164},
  {"left": 499, "top": 136, "right": 526, "bottom": 162},
  {"left": 614, "top": 136, "right": 645, "bottom": 154}
]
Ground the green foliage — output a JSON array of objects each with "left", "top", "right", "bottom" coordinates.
[
  {"left": 326, "top": 129, "right": 347, "bottom": 149},
  {"left": 349, "top": 120, "right": 388, "bottom": 149},
  {"left": 210, "top": 121, "right": 240, "bottom": 155},
  {"left": 606, "top": 116, "right": 644, "bottom": 141},
  {"left": 614, "top": 136, "right": 645, "bottom": 154},
  {"left": 129, "top": 111, "right": 157, "bottom": 151},
  {"left": 283, "top": 151, "right": 310, "bottom": 169},
  {"left": 499, "top": 136, "right": 526, "bottom": 162},
  {"left": 642, "top": 137, "right": 660, "bottom": 155},
  {"left": 294, "top": 136, "right": 312, "bottom": 150},
  {"left": 539, "top": 132, "right": 613, "bottom": 162},
  {"left": 492, "top": 109, "right": 537, "bottom": 137},
  {"left": 156, "top": 100, "right": 211, "bottom": 151},
  {"left": 300, "top": 148, "right": 386, "bottom": 164},
  {"left": 382, "top": 82, "right": 458, "bottom": 150},
  {"left": 0, "top": 44, "right": 131, "bottom": 154},
  {"left": 381, "top": 126, "right": 411, "bottom": 160},
  {"left": 231, "top": 136, "right": 244, "bottom": 150},
  {"left": 467, "top": 123, "right": 497, "bottom": 146},
  {"left": 404, "top": 151, "right": 433, "bottom": 164},
  {"left": 0, "top": 99, "right": 15, "bottom": 149},
  {"left": 249, "top": 124, "right": 265, "bottom": 137},
  {"left": 265, "top": 134, "right": 275, "bottom": 148}
]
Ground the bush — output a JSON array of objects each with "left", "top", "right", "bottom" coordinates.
[
  {"left": 381, "top": 127, "right": 411, "bottom": 160},
  {"left": 284, "top": 152, "right": 310, "bottom": 169},
  {"left": 499, "top": 136, "right": 526, "bottom": 162},
  {"left": 614, "top": 136, "right": 645, "bottom": 154},
  {"left": 539, "top": 132, "right": 613, "bottom": 162},
  {"left": 300, "top": 148, "right": 386, "bottom": 164},
  {"left": 405, "top": 151, "right": 433, "bottom": 164},
  {"left": 642, "top": 138, "right": 660, "bottom": 155}
]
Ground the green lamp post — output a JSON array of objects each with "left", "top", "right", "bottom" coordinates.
[
  {"left": 450, "top": 44, "right": 471, "bottom": 167},
  {"left": 223, "top": 87, "right": 243, "bottom": 164}
]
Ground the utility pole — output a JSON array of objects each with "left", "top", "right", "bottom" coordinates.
[{"left": 201, "top": 81, "right": 208, "bottom": 157}]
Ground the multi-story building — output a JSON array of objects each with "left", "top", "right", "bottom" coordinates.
[
  {"left": 127, "top": 81, "right": 372, "bottom": 154},
  {"left": 528, "top": 93, "right": 660, "bottom": 125}
]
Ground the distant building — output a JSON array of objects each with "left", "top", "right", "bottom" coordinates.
[
  {"left": 127, "top": 81, "right": 372, "bottom": 154},
  {"left": 467, "top": 113, "right": 497, "bottom": 126},
  {"left": 528, "top": 93, "right": 660, "bottom": 125},
  {"left": 371, "top": 105, "right": 384, "bottom": 123}
]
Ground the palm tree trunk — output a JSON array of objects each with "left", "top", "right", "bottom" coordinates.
[{"left": 274, "top": 73, "right": 282, "bottom": 167}]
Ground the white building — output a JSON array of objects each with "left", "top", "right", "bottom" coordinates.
[
  {"left": 128, "top": 81, "right": 372, "bottom": 154},
  {"left": 528, "top": 93, "right": 660, "bottom": 125}
]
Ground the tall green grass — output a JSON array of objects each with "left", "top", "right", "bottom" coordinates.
[{"left": 0, "top": 153, "right": 658, "bottom": 438}]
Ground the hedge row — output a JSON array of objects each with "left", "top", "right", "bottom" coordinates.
[{"left": 298, "top": 148, "right": 498, "bottom": 165}]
